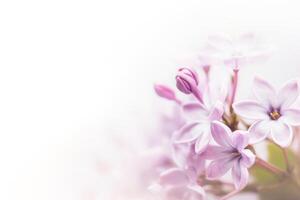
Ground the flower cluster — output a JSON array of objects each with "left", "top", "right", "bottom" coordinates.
[{"left": 149, "top": 33, "right": 300, "bottom": 200}]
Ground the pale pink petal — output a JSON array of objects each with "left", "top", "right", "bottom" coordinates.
[
  {"left": 207, "top": 157, "right": 235, "bottom": 179},
  {"left": 159, "top": 168, "right": 189, "bottom": 186},
  {"left": 208, "top": 100, "right": 224, "bottom": 121},
  {"left": 252, "top": 76, "right": 276, "bottom": 107},
  {"left": 240, "top": 149, "right": 256, "bottom": 168},
  {"left": 201, "top": 145, "right": 232, "bottom": 160},
  {"left": 211, "top": 121, "right": 233, "bottom": 147},
  {"left": 270, "top": 121, "right": 293, "bottom": 147},
  {"left": 182, "top": 102, "right": 209, "bottom": 121},
  {"left": 231, "top": 161, "right": 249, "bottom": 189},
  {"left": 207, "top": 34, "right": 232, "bottom": 51},
  {"left": 231, "top": 131, "right": 249, "bottom": 151},
  {"left": 278, "top": 80, "right": 299, "bottom": 109},
  {"left": 195, "top": 128, "right": 211, "bottom": 154},
  {"left": 174, "top": 123, "right": 204, "bottom": 144},
  {"left": 281, "top": 108, "right": 300, "bottom": 126},
  {"left": 165, "top": 186, "right": 186, "bottom": 200},
  {"left": 233, "top": 100, "right": 269, "bottom": 120},
  {"left": 186, "top": 146, "right": 206, "bottom": 176},
  {"left": 187, "top": 185, "right": 205, "bottom": 200},
  {"left": 248, "top": 120, "right": 271, "bottom": 144}
]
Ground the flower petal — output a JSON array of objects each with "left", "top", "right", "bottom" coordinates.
[
  {"left": 270, "top": 121, "right": 293, "bottom": 147},
  {"left": 187, "top": 184, "right": 206, "bottom": 200},
  {"left": 174, "top": 122, "right": 204, "bottom": 144},
  {"left": 231, "top": 161, "right": 249, "bottom": 189},
  {"left": 252, "top": 76, "right": 276, "bottom": 107},
  {"left": 195, "top": 128, "right": 211, "bottom": 154},
  {"left": 207, "top": 34, "right": 232, "bottom": 51},
  {"left": 208, "top": 100, "right": 224, "bottom": 121},
  {"left": 165, "top": 186, "right": 187, "bottom": 200},
  {"left": 159, "top": 168, "right": 189, "bottom": 186},
  {"left": 278, "top": 80, "right": 299, "bottom": 110},
  {"left": 240, "top": 149, "right": 256, "bottom": 168},
  {"left": 182, "top": 102, "right": 209, "bottom": 121},
  {"left": 248, "top": 120, "right": 271, "bottom": 144},
  {"left": 211, "top": 121, "right": 233, "bottom": 147},
  {"left": 231, "top": 131, "right": 249, "bottom": 151},
  {"left": 206, "top": 157, "right": 234, "bottom": 179},
  {"left": 281, "top": 108, "right": 300, "bottom": 126},
  {"left": 233, "top": 100, "right": 269, "bottom": 120},
  {"left": 186, "top": 145, "right": 206, "bottom": 176},
  {"left": 201, "top": 145, "right": 232, "bottom": 160}
]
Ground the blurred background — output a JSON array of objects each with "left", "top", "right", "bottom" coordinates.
[{"left": 1, "top": 0, "right": 300, "bottom": 199}]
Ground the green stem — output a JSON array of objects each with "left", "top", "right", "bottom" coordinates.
[{"left": 255, "top": 157, "right": 287, "bottom": 176}]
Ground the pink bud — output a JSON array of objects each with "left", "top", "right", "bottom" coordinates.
[
  {"left": 175, "top": 68, "right": 199, "bottom": 94},
  {"left": 154, "top": 84, "right": 176, "bottom": 101}
]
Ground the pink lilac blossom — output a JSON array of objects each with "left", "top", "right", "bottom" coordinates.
[
  {"left": 202, "top": 121, "right": 255, "bottom": 190},
  {"left": 233, "top": 77, "right": 300, "bottom": 147},
  {"left": 203, "top": 33, "right": 271, "bottom": 69},
  {"left": 157, "top": 168, "right": 205, "bottom": 200},
  {"left": 148, "top": 34, "right": 300, "bottom": 200},
  {"left": 174, "top": 100, "right": 224, "bottom": 154},
  {"left": 153, "top": 144, "right": 206, "bottom": 200}
]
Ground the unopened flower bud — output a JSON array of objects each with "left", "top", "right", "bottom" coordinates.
[
  {"left": 176, "top": 68, "right": 203, "bottom": 103},
  {"left": 154, "top": 84, "right": 176, "bottom": 101},
  {"left": 176, "top": 68, "right": 199, "bottom": 94}
]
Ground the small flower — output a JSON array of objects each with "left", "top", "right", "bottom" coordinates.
[
  {"left": 233, "top": 77, "right": 300, "bottom": 147},
  {"left": 157, "top": 168, "right": 205, "bottom": 200},
  {"left": 202, "top": 121, "right": 255, "bottom": 190},
  {"left": 176, "top": 68, "right": 199, "bottom": 94},
  {"left": 149, "top": 143, "right": 205, "bottom": 200},
  {"left": 172, "top": 144, "right": 205, "bottom": 179},
  {"left": 174, "top": 100, "right": 224, "bottom": 154},
  {"left": 204, "top": 33, "right": 271, "bottom": 69}
]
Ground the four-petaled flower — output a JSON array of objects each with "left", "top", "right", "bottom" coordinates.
[
  {"left": 234, "top": 77, "right": 300, "bottom": 147},
  {"left": 174, "top": 100, "right": 224, "bottom": 154},
  {"left": 150, "top": 144, "right": 206, "bottom": 200},
  {"left": 202, "top": 121, "right": 255, "bottom": 189},
  {"left": 203, "top": 33, "right": 271, "bottom": 69},
  {"left": 157, "top": 168, "right": 205, "bottom": 200}
]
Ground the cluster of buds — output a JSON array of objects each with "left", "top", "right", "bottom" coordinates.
[{"left": 150, "top": 33, "right": 300, "bottom": 200}]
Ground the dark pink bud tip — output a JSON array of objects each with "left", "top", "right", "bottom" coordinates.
[
  {"left": 154, "top": 84, "right": 176, "bottom": 100},
  {"left": 176, "top": 68, "right": 199, "bottom": 94}
]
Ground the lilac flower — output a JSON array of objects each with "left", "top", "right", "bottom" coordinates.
[
  {"left": 233, "top": 77, "right": 300, "bottom": 147},
  {"left": 151, "top": 144, "right": 206, "bottom": 200},
  {"left": 172, "top": 144, "right": 205, "bottom": 179},
  {"left": 174, "top": 100, "right": 224, "bottom": 154},
  {"left": 203, "top": 33, "right": 271, "bottom": 69},
  {"left": 157, "top": 168, "right": 205, "bottom": 200},
  {"left": 202, "top": 121, "right": 255, "bottom": 190}
]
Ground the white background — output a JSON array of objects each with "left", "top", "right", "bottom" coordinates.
[{"left": 1, "top": 0, "right": 300, "bottom": 200}]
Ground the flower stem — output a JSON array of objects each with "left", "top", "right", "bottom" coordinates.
[
  {"left": 282, "top": 148, "right": 291, "bottom": 172},
  {"left": 229, "top": 68, "right": 239, "bottom": 109},
  {"left": 268, "top": 139, "right": 292, "bottom": 172},
  {"left": 192, "top": 88, "right": 204, "bottom": 104},
  {"left": 219, "top": 189, "right": 240, "bottom": 200},
  {"left": 255, "top": 157, "right": 286, "bottom": 176}
]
